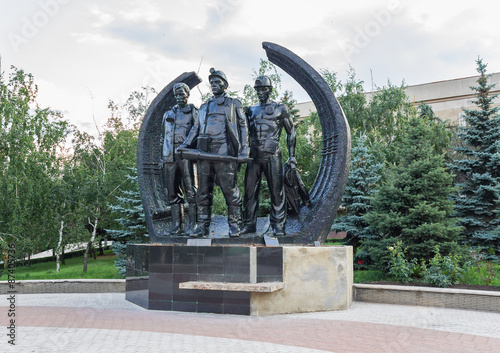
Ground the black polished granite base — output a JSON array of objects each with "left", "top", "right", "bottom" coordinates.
[{"left": 126, "top": 244, "right": 283, "bottom": 315}]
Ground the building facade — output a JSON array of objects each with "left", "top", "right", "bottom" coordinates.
[{"left": 296, "top": 73, "right": 500, "bottom": 125}]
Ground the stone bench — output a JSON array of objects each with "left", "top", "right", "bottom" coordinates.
[{"left": 179, "top": 281, "right": 284, "bottom": 292}]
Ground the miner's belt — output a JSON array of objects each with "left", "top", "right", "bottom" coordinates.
[
  {"left": 250, "top": 139, "right": 279, "bottom": 154},
  {"left": 198, "top": 136, "right": 225, "bottom": 152}
]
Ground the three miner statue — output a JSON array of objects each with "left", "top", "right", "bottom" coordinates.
[{"left": 162, "top": 68, "right": 309, "bottom": 238}]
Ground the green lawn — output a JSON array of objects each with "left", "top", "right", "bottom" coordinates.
[
  {"left": 0, "top": 250, "right": 121, "bottom": 281},
  {"left": 354, "top": 270, "right": 387, "bottom": 283}
]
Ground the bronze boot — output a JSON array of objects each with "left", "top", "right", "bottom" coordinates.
[
  {"left": 228, "top": 206, "right": 241, "bottom": 237},
  {"left": 190, "top": 207, "right": 210, "bottom": 238},
  {"left": 168, "top": 204, "right": 184, "bottom": 236}
]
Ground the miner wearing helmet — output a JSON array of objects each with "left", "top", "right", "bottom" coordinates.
[
  {"left": 160, "top": 82, "right": 198, "bottom": 235},
  {"left": 180, "top": 68, "right": 249, "bottom": 237},
  {"left": 241, "top": 75, "right": 296, "bottom": 236}
]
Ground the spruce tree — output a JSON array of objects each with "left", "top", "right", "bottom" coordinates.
[
  {"left": 450, "top": 59, "right": 500, "bottom": 260},
  {"left": 332, "top": 135, "right": 382, "bottom": 252},
  {"left": 107, "top": 168, "right": 148, "bottom": 277},
  {"left": 365, "top": 115, "right": 462, "bottom": 266}
]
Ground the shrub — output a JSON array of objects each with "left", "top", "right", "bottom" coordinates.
[
  {"left": 461, "top": 248, "right": 500, "bottom": 285},
  {"left": 387, "top": 241, "right": 416, "bottom": 284},
  {"left": 421, "top": 246, "right": 464, "bottom": 287},
  {"left": 362, "top": 237, "right": 400, "bottom": 271}
]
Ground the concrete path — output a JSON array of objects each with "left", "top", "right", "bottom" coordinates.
[{"left": 1, "top": 293, "right": 499, "bottom": 352}]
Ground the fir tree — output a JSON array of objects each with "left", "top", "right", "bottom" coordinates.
[
  {"left": 107, "top": 168, "right": 148, "bottom": 277},
  {"left": 332, "top": 135, "right": 382, "bottom": 252},
  {"left": 449, "top": 59, "right": 500, "bottom": 260},
  {"left": 365, "top": 115, "right": 462, "bottom": 267}
]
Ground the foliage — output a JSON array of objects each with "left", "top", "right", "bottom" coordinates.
[
  {"left": 335, "top": 67, "right": 369, "bottom": 136},
  {"left": 332, "top": 134, "right": 382, "bottom": 252},
  {"left": 387, "top": 241, "right": 416, "bottom": 284},
  {"left": 107, "top": 169, "right": 148, "bottom": 277},
  {"left": 364, "top": 114, "right": 462, "bottom": 266},
  {"left": 449, "top": 58, "right": 500, "bottom": 261},
  {"left": 320, "top": 68, "right": 342, "bottom": 94},
  {"left": 421, "top": 246, "right": 464, "bottom": 288},
  {"left": 417, "top": 102, "right": 454, "bottom": 155},
  {"left": 67, "top": 87, "right": 151, "bottom": 272},
  {"left": 280, "top": 90, "right": 300, "bottom": 122},
  {"left": 290, "top": 112, "right": 322, "bottom": 190},
  {"left": 462, "top": 261, "right": 500, "bottom": 286},
  {"left": 321, "top": 67, "right": 417, "bottom": 165},
  {"left": 0, "top": 65, "right": 70, "bottom": 259},
  {"left": 461, "top": 247, "right": 500, "bottom": 285}
]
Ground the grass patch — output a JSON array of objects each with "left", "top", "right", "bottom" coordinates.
[
  {"left": 354, "top": 270, "right": 387, "bottom": 283},
  {"left": 0, "top": 250, "right": 121, "bottom": 280}
]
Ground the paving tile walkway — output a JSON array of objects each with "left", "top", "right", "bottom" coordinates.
[{"left": 1, "top": 293, "right": 500, "bottom": 352}]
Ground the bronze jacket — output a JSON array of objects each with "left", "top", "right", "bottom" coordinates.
[{"left": 182, "top": 94, "right": 249, "bottom": 158}]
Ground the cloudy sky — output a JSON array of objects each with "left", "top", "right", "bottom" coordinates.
[{"left": 1, "top": 0, "right": 500, "bottom": 134}]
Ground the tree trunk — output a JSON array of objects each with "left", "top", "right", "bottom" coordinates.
[
  {"left": 61, "top": 245, "right": 65, "bottom": 265},
  {"left": 83, "top": 217, "right": 98, "bottom": 273},
  {"left": 56, "top": 219, "right": 63, "bottom": 274},
  {"left": 98, "top": 240, "right": 104, "bottom": 256}
]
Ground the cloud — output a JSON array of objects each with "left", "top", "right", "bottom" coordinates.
[{"left": 3, "top": 0, "right": 500, "bottom": 137}]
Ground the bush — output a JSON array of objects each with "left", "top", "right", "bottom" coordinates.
[
  {"left": 462, "top": 262, "right": 500, "bottom": 286},
  {"left": 353, "top": 248, "right": 371, "bottom": 270},
  {"left": 461, "top": 248, "right": 500, "bottom": 285},
  {"left": 421, "top": 246, "right": 464, "bottom": 287},
  {"left": 387, "top": 241, "right": 416, "bottom": 283},
  {"left": 362, "top": 237, "right": 400, "bottom": 271}
]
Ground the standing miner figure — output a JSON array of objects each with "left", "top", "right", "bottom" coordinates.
[
  {"left": 179, "top": 68, "right": 249, "bottom": 238},
  {"left": 241, "top": 75, "right": 296, "bottom": 236},
  {"left": 161, "top": 82, "right": 198, "bottom": 235}
]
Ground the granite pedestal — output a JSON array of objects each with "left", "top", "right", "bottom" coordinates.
[{"left": 126, "top": 244, "right": 352, "bottom": 315}]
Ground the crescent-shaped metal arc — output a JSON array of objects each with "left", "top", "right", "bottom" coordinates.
[{"left": 262, "top": 42, "right": 351, "bottom": 243}]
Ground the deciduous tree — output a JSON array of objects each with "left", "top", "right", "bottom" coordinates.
[{"left": 0, "top": 66, "right": 69, "bottom": 261}]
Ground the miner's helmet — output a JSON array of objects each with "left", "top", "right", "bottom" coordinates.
[
  {"left": 254, "top": 75, "right": 273, "bottom": 89},
  {"left": 209, "top": 68, "right": 228, "bottom": 86},
  {"left": 173, "top": 82, "right": 190, "bottom": 96}
]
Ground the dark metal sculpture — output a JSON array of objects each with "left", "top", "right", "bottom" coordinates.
[
  {"left": 261, "top": 42, "right": 351, "bottom": 244},
  {"left": 283, "top": 160, "right": 311, "bottom": 215},
  {"left": 160, "top": 83, "right": 198, "bottom": 235},
  {"left": 137, "top": 72, "right": 202, "bottom": 242},
  {"left": 137, "top": 42, "right": 350, "bottom": 245},
  {"left": 179, "top": 68, "right": 250, "bottom": 238},
  {"left": 241, "top": 75, "right": 296, "bottom": 237}
]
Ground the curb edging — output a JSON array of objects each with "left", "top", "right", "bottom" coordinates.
[
  {"left": 0, "top": 279, "right": 125, "bottom": 294},
  {"left": 354, "top": 283, "right": 500, "bottom": 312}
]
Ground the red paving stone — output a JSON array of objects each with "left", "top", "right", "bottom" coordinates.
[{"left": 2, "top": 305, "right": 499, "bottom": 353}]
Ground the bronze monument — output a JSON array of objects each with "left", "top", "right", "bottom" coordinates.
[{"left": 137, "top": 42, "right": 351, "bottom": 245}]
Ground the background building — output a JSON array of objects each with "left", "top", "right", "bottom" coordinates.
[{"left": 296, "top": 73, "right": 500, "bottom": 125}]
